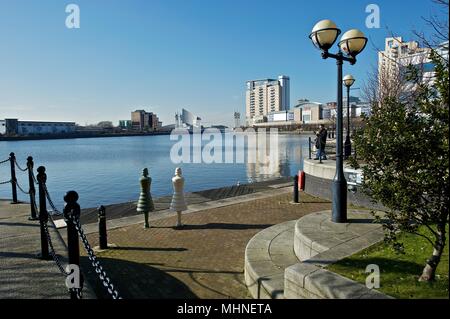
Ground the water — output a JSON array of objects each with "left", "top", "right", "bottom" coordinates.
[{"left": 0, "top": 134, "right": 311, "bottom": 209}]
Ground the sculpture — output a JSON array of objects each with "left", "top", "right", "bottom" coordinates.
[
  {"left": 137, "top": 168, "right": 154, "bottom": 228},
  {"left": 170, "top": 167, "right": 187, "bottom": 228}
]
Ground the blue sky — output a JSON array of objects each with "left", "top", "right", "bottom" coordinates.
[{"left": 0, "top": 0, "right": 447, "bottom": 127}]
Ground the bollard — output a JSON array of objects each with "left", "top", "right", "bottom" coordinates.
[
  {"left": 36, "top": 166, "right": 50, "bottom": 260},
  {"left": 27, "top": 156, "right": 38, "bottom": 220},
  {"left": 308, "top": 137, "right": 312, "bottom": 160},
  {"left": 293, "top": 175, "right": 299, "bottom": 203},
  {"left": 9, "top": 152, "right": 17, "bottom": 204},
  {"left": 98, "top": 205, "right": 108, "bottom": 250},
  {"left": 63, "top": 191, "right": 82, "bottom": 300}
]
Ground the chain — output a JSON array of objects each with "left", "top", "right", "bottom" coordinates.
[
  {"left": 0, "top": 158, "right": 10, "bottom": 165},
  {"left": 0, "top": 179, "right": 11, "bottom": 185},
  {"left": 69, "top": 216, "right": 121, "bottom": 299},
  {"left": 43, "top": 183, "right": 64, "bottom": 216},
  {"left": 43, "top": 221, "right": 71, "bottom": 276},
  {"left": 31, "top": 170, "right": 38, "bottom": 185},
  {"left": 44, "top": 217, "right": 83, "bottom": 299},
  {"left": 12, "top": 179, "right": 30, "bottom": 194},
  {"left": 14, "top": 159, "right": 28, "bottom": 172},
  {"left": 31, "top": 192, "right": 39, "bottom": 214}
]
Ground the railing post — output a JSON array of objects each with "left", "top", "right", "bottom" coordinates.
[
  {"left": 9, "top": 152, "right": 17, "bottom": 204},
  {"left": 63, "top": 191, "right": 81, "bottom": 300},
  {"left": 308, "top": 137, "right": 312, "bottom": 160},
  {"left": 27, "top": 156, "right": 38, "bottom": 220},
  {"left": 98, "top": 205, "right": 108, "bottom": 250},
  {"left": 293, "top": 175, "right": 299, "bottom": 203},
  {"left": 36, "top": 166, "right": 50, "bottom": 260}
]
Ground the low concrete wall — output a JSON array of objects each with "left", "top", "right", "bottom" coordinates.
[{"left": 304, "top": 173, "right": 385, "bottom": 211}]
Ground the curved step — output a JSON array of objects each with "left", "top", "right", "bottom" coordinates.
[{"left": 244, "top": 220, "right": 298, "bottom": 299}]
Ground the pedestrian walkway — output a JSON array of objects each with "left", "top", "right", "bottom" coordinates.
[
  {"left": 0, "top": 200, "right": 95, "bottom": 299},
  {"left": 79, "top": 190, "right": 332, "bottom": 299}
]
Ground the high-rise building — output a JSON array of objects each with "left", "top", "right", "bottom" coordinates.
[
  {"left": 131, "top": 110, "right": 161, "bottom": 131},
  {"left": 378, "top": 37, "right": 432, "bottom": 97},
  {"left": 245, "top": 75, "right": 290, "bottom": 124}
]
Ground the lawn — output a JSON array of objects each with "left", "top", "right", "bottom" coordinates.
[{"left": 327, "top": 225, "right": 449, "bottom": 299}]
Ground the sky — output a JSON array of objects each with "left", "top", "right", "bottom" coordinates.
[{"left": 0, "top": 0, "right": 447, "bottom": 127}]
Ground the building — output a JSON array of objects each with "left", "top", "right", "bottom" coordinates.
[
  {"left": 0, "top": 119, "right": 76, "bottom": 136},
  {"left": 292, "top": 100, "right": 324, "bottom": 124},
  {"left": 246, "top": 75, "right": 290, "bottom": 125},
  {"left": 118, "top": 120, "right": 132, "bottom": 130},
  {"left": 131, "top": 110, "right": 161, "bottom": 131},
  {"left": 175, "top": 108, "right": 202, "bottom": 128}
]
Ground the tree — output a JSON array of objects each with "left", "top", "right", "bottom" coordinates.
[
  {"left": 97, "top": 121, "right": 114, "bottom": 128},
  {"left": 352, "top": 19, "right": 449, "bottom": 281}
]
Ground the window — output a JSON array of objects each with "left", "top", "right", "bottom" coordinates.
[{"left": 401, "top": 45, "right": 408, "bottom": 54}]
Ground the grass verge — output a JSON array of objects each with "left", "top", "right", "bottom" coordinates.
[{"left": 327, "top": 225, "right": 449, "bottom": 299}]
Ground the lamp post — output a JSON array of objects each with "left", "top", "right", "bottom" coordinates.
[
  {"left": 309, "top": 20, "right": 367, "bottom": 223},
  {"left": 343, "top": 74, "right": 355, "bottom": 159}
]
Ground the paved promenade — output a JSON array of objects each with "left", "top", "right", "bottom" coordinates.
[
  {"left": 80, "top": 188, "right": 332, "bottom": 299},
  {"left": 0, "top": 200, "right": 95, "bottom": 299}
]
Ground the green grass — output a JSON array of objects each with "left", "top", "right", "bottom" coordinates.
[{"left": 327, "top": 225, "right": 449, "bottom": 299}]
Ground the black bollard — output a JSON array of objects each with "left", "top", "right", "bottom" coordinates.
[
  {"left": 308, "top": 137, "right": 312, "bottom": 160},
  {"left": 27, "top": 157, "right": 38, "bottom": 220},
  {"left": 293, "top": 175, "right": 299, "bottom": 203},
  {"left": 9, "top": 152, "right": 17, "bottom": 204},
  {"left": 63, "top": 191, "right": 82, "bottom": 300},
  {"left": 98, "top": 205, "right": 108, "bottom": 250},
  {"left": 36, "top": 166, "right": 50, "bottom": 260}
]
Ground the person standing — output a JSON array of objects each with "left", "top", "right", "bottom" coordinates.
[{"left": 314, "top": 124, "right": 328, "bottom": 160}]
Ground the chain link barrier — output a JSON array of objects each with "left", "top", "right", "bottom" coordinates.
[
  {"left": 43, "top": 220, "right": 71, "bottom": 276},
  {"left": 43, "top": 184, "right": 64, "bottom": 216},
  {"left": 14, "top": 159, "right": 28, "bottom": 172},
  {"left": 69, "top": 215, "right": 121, "bottom": 299},
  {"left": 12, "top": 179, "right": 30, "bottom": 195},
  {"left": 0, "top": 157, "right": 10, "bottom": 165},
  {"left": 0, "top": 179, "right": 11, "bottom": 185}
]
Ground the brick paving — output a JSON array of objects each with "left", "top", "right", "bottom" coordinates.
[{"left": 81, "top": 192, "right": 331, "bottom": 299}]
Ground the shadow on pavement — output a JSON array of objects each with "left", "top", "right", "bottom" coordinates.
[{"left": 80, "top": 256, "right": 198, "bottom": 299}]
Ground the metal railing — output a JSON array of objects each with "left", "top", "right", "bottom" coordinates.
[{"left": 1, "top": 153, "right": 120, "bottom": 299}]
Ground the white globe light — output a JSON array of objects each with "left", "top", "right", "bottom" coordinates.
[
  {"left": 338, "top": 29, "right": 367, "bottom": 57},
  {"left": 309, "top": 20, "right": 341, "bottom": 51}
]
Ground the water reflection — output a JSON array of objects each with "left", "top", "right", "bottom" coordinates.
[{"left": 0, "top": 134, "right": 311, "bottom": 208}]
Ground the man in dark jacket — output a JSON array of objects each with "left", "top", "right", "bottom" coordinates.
[{"left": 314, "top": 124, "right": 328, "bottom": 160}]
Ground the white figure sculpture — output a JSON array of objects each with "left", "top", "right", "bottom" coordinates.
[{"left": 170, "top": 167, "right": 187, "bottom": 228}]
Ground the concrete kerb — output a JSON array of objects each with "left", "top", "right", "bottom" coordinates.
[{"left": 284, "top": 210, "right": 393, "bottom": 299}]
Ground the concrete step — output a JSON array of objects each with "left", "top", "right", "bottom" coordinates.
[{"left": 244, "top": 220, "right": 298, "bottom": 299}]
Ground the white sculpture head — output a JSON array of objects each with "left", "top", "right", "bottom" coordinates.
[{"left": 175, "top": 167, "right": 182, "bottom": 176}]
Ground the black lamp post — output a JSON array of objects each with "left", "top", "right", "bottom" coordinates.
[
  {"left": 309, "top": 20, "right": 367, "bottom": 223},
  {"left": 343, "top": 74, "right": 355, "bottom": 159}
]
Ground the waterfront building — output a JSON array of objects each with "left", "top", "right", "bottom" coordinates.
[
  {"left": 245, "top": 75, "right": 290, "bottom": 125},
  {"left": 131, "top": 110, "right": 161, "bottom": 131},
  {"left": 377, "top": 37, "right": 450, "bottom": 96},
  {"left": 175, "top": 108, "right": 202, "bottom": 128},
  {"left": 0, "top": 118, "right": 76, "bottom": 136},
  {"left": 292, "top": 100, "right": 324, "bottom": 124},
  {"left": 118, "top": 120, "right": 132, "bottom": 130}
]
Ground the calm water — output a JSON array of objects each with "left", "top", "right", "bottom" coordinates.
[{"left": 0, "top": 134, "right": 311, "bottom": 209}]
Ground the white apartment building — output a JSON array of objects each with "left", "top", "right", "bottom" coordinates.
[
  {"left": 246, "top": 75, "right": 290, "bottom": 124},
  {"left": 377, "top": 37, "right": 449, "bottom": 95}
]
